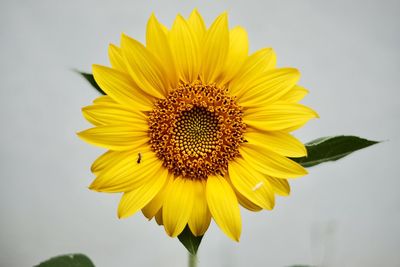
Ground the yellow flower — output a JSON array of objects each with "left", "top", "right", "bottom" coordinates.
[{"left": 78, "top": 10, "right": 317, "bottom": 241}]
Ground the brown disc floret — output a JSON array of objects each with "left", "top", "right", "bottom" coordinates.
[{"left": 148, "top": 81, "right": 246, "bottom": 180}]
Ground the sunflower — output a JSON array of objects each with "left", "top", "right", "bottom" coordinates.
[{"left": 78, "top": 9, "right": 317, "bottom": 241}]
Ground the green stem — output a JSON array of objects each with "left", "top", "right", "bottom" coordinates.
[{"left": 188, "top": 253, "right": 197, "bottom": 267}]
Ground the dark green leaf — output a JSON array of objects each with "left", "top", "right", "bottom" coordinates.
[
  {"left": 291, "top": 135, "right": 380, "bottom": 168},
  {"left": 35, "top": 253, "right": 95, "bottom": 267},
  {"left": 75, "top": 70, "right": 105, "bottom": 95},
  {"left": 178, "top": 225, "right": 203, "bottom": 255}
]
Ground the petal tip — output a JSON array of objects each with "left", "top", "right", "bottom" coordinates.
[
  {"left": 218, "top": 11, "right": 229, "bottom": 24},
  {"left": 76, "top": 130, "right": 85, "bottom": 139},
  {"left": 190, "top": 8, "right": 200, "bottom": 14},
  {"left": 230, "top": 231, "right": 240, "bottom": 242},
  {"left": 175, "top": 14, "right": 186, "bottom": 23},
  {"left": 164, "top": 225, "right": 182, "bottom": 238},
  {"left": 117, "top": 209, "right": 127, "bottom": 219},
  {"left": 120, "top": 32, "right": 133, "bottom": 46},
  {"left": 92, "top": 64, "right": 106, "bottom": 76},
  {"left": 88, "top": 180, "right": 100, "bottom": 191},
  {"left": 148, "top": 13, "right": 158, "bottom": 23}
]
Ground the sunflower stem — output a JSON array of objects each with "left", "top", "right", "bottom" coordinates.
[{"left": 188, "top": 253, "right": 197, "bottom": 267}]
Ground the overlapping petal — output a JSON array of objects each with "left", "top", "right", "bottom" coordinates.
[
  {"left": 146, "top": 14, "right": 178, "bottom": 88},
  {"left": 92, "top": 95, "right": 116, "bottom": 105},
  {"left": 244, "top": 130, "right": 306, "bottom": 158},
  {"left": 108, "top": 44, "right": 126, "bottom": 72},
  {"left": 92, "top": 65, "right": 154, "bottom": 111},
  {"left": 206, "top": 175, "right": 241, "bottom": 241},
  {"left": 187, "top": 9, "right": 206, "bottom": 44},
  {"left": 82, "top": 103, "right": 148, "bottom": 128},
  {"left": 155, "top": 208, "right": 163, "bottom": 226},
  {"left": 169, "top": 15, "right": 200, "bottom": 83},
  {"left": 188, "top": 180, "right": 211, "bottom": 236},
  {"left": 91, "top": 150, "right": 125, "bottom": 174},
  {"left": 229, "top": 158, "right": 275, "bottom": 210},
  {"left": 163, "top": 177, "right": 195, "bottom": 237},
  {"left": 77, "top": 125, "right": 148, "bottom": 151},
  {"left": 266, "top": 176, "right": 290, "bottom": 196},
  {"left": 200, "top": 12, "right": 229, "bottom": 84},
  {"left": 236, "top": 68, "right": 300, "bottom": 107},
  {"left": 229, "top": 48, "right": 276, "bottom": 96},
  {"left": 244, "top": 103, "right": 318, "bottom": 132},
  {"left": 121, "top": 34, "right": 169, "bottom": 98},
  {"left": 118, "top": 166, "right": 169, "bottom": 218},
  {"left": 218, "top": 26, "right": 249, "bottom": 85},
  {"left": 89, "top": 149, "right": 161, "bottom": 193},
  {"left": 233, "top": 187, "right": 262, "bottom": 212},
  {"left": 280, "top": 85, "right": 309, "bottom": 103},
  {"left": 142, "top": 173, "right": 174, "bottom": 220},
  {"left": 239, "top": 143, "right": 307, "bottom": 178}
]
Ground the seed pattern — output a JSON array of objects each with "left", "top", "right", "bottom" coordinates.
[{"left": 148, "top": 81, "right": 246, "bottom": 180}]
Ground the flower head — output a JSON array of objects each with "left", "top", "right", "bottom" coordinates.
[{"left": 78, "top": 9, "right": 317, "bottom": 241}]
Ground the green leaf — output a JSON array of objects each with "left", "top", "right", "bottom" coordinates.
[
  {"left": 291, "top": 135, "right": 380, "bottom": 168},
  {"left": 178, "top": 225, "right": 203, "bottom": 255},
  {"left": 75, "top": 70, "right": 105, "bottom": 95},
  {"left": 35, "top": 254, "right": 95, "bottom": 267}
]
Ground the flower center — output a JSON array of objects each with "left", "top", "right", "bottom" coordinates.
[
  {"left": 148, "top": 81, "right": 246, "bottom": 180},
  {"left": 175, "top": 106, "right": 219, "bottom": 157}
]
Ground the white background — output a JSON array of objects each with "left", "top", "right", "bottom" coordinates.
[{"left": 1, "top": 0, "right": 399, "bottom": 266}]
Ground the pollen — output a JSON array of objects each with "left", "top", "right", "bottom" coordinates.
[{"left": 148, "top": 81, "right": 246, "bottom": 180}]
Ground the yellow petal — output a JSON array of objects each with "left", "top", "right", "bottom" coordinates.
[
  {"left": 160, "top": 23, "right": 169, "bottom": 35},
  {"left": 142, "top": 172, "right": 174, "bottom": 220},
  {"left": 244, "top": 103, "right": 318, "bottom": 132},
  {"left": 229, "top": 48, "right": 276, "bottom": 96},
  {"left": 218, "top": 26, "right": 249, "bottom": 86},
  {"left": 82, "top": 103, "right": 148, "bottom": 128},
  {"left": 163, "top": 177, "right": 195, "bottom": 237},
  {"left": 241, "top": 198, "right": 264, "bottom": 212},
  {"left": 201, "top": 12, "right": 229, "bottom": 84},
  {"left": 169, "top": 15, "right": 200, "bottom": 83},
  {"left": 77, "top": 125, "right": 149, "bottom": 151},
  {"left": 92, "top": 95, "right": 116, "bottom": 105},
  {"left": 108, "top": 44, "right": 126, "bottom": 72},
  {"left": 188, "top": 180, "right": 211, "bottom": 236},
  {"left": 121, "top": 34, "right": 169, "bottom": 98},
  {"left": 266, "top": 176, "right": 290, "bottom": 196},
  {"left": 236, "top": 68, "right": 300, "bottom": 107},
  {"left": 155, "top": 208, "right": 163, "bottom": 225},
  {"left": 91, "top": 150, "right": 131, "bottom": 174},
  {"left": 118, "top": 166, "right": 168, "bottom": 219},
  {"left": 280, "top": 85, "right": 309, "bottom": 103},
  {"left": 234, "top": 187, "right": 262, "bottom": 211},
  {"left": 239, "top": 144, "right": 307, "bottom": 178},
  {"left": 206, "top": 175, "right": 241, "bottom": 241},
  {"left": 226, "top": 176, "right": 262, "bottom": 211},
  {"left": 244, "top": 130, "right": 307, "bottom": 158},
  {"left": 92, "top": 65, "right": 154, "bottom": 111},
  {"left": 146, "top": 14, "right": 178, "bottom": 88},
  {"left": 187, "top": 9, "right": 206, "bottom": 43},
  {"left": 229, "top": 158, "right": 275, "bottom": 210},
  {"left": 90, "top": 149, "right": 162, "bottom": 193}
]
